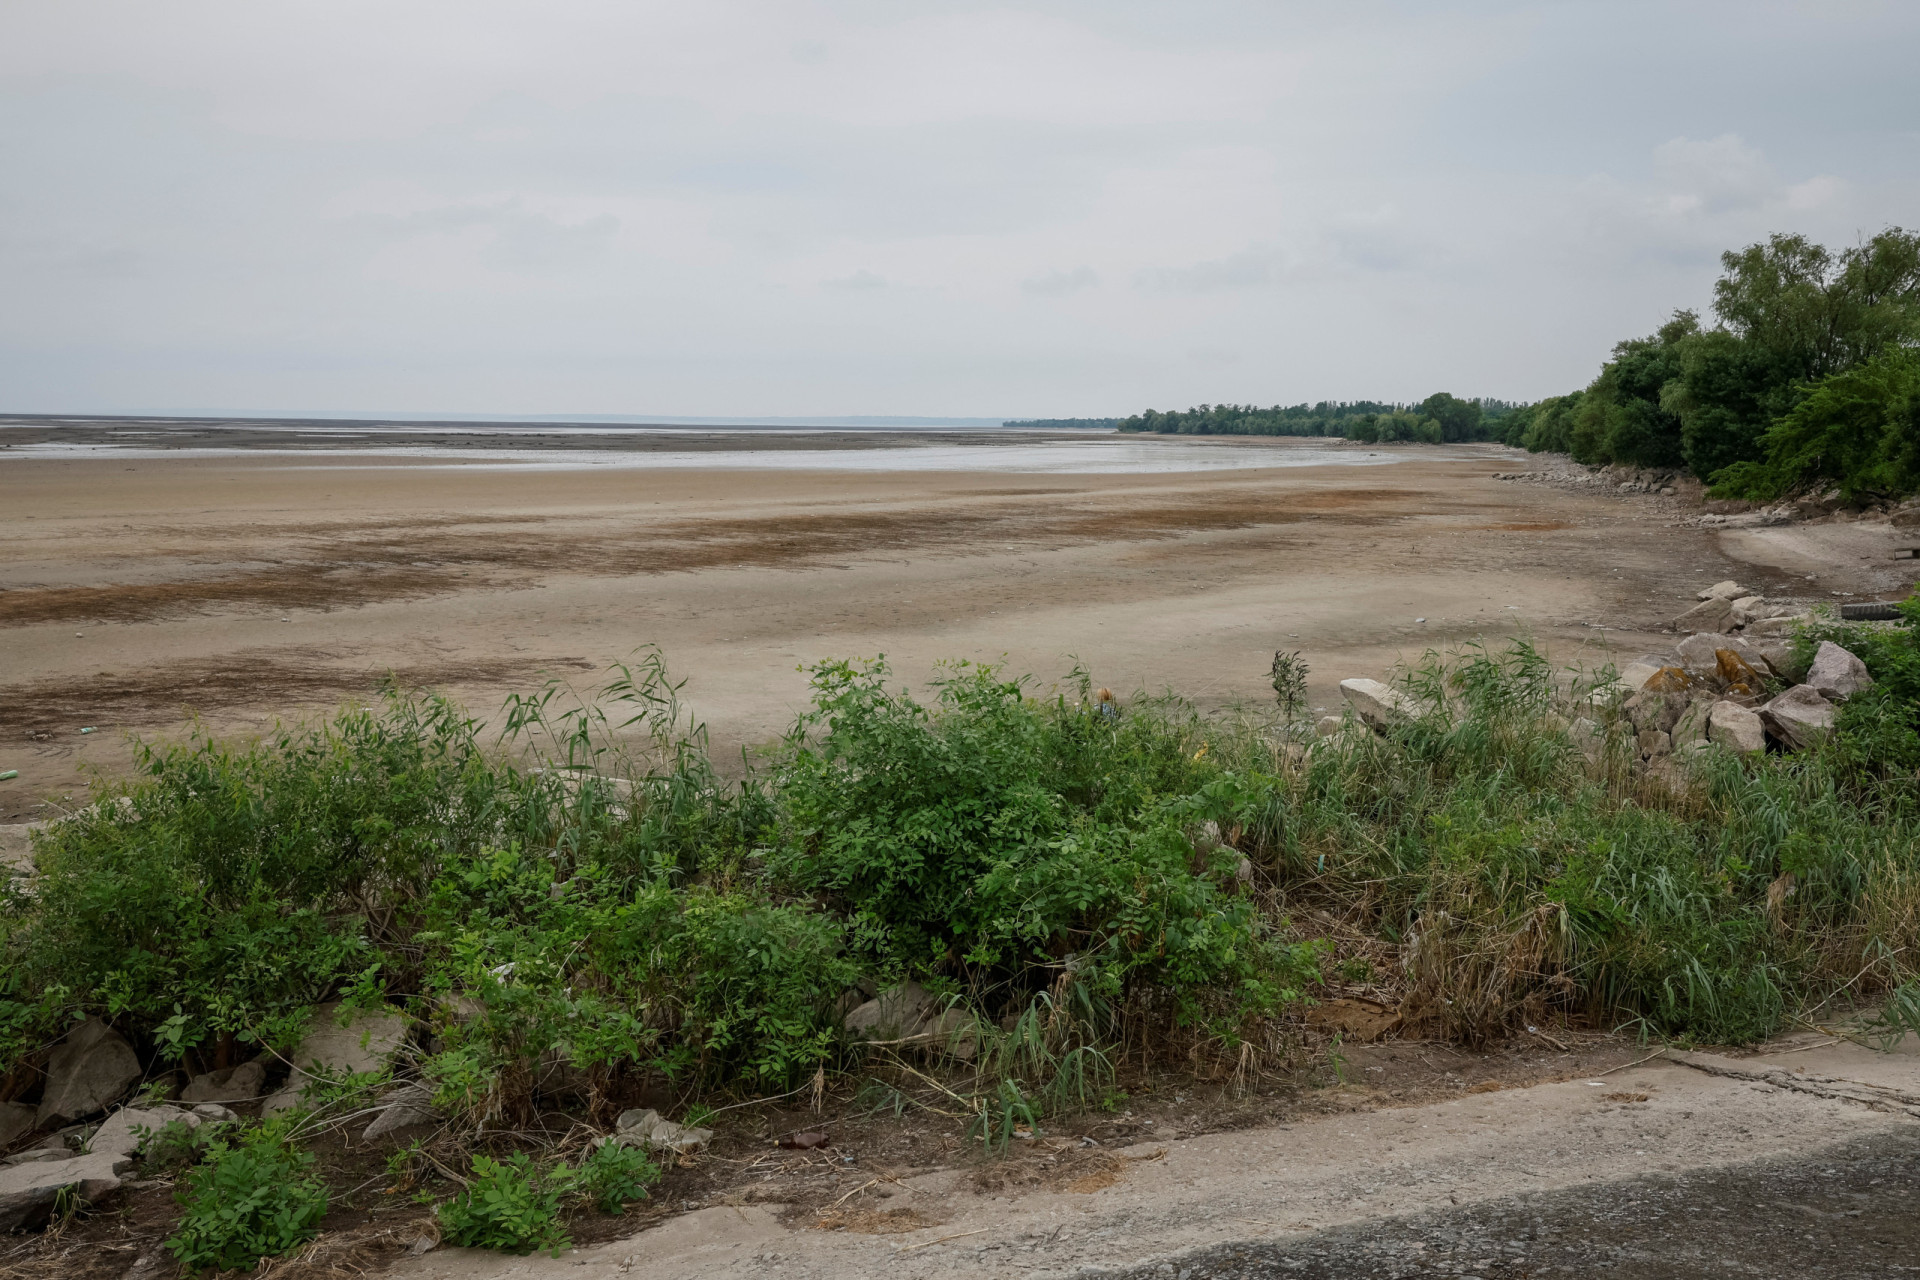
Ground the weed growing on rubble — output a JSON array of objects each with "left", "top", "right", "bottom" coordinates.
[{"left": 4, "top": 632, "right": 1919, "bottom": 1247}]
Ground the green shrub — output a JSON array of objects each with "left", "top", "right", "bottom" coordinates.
[
  {"left": 579, "top": 1140, "right": 661, "bottom": 1214},
  {"left": 437, "top": 1152, "right": 576, "bottom": 1255},
  {"left": 166, "top": 1123, "right": 329, "bottom": 1272}
]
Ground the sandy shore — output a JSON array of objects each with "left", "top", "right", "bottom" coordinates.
[{"left": 0, "top": 434, "right": 1897, "bottom": 820}]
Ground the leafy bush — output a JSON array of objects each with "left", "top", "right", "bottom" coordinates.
[
  {"left": 166, "top": 1123, "right": 329, "bottom": 1272},
  {"left": 437, "top": 1152, "right": 575, "bottom": 1255},
  {"left": 579, "top": 1140, "right": 661, "bottom": 1214},
  {"left": 772, "top": 658, "right": 1321, "bottom": 1025}
]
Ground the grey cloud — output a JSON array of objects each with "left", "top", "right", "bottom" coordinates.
[
  {"left": 1023, "top": 266, "right": 1099, "bottom": 296},
  {"left": 0, "top": 3, "right": 1917, "bottom": 415},
  {"left": 822, "top": 269, "right": 888, "bottom": 291},
  {"left": 1135, "top": 248, "right": 1273, "bottom": 294}
]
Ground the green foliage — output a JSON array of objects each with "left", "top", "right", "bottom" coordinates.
[
  {"left": 578, "top": 1140, "right": 662, "bottom": 1214},
  {"left": 1118, "top": 398, "right": 1514, "bottom": 442},
  {"left": 437, "top": 1151, "right": 575, "bottom": 1255},
  {"left": 772, "top": 658, "right": 1319, "bottom": 1023},
  {"left": 1269, "top": 650, "right": 1309, "bottom": 720},
  {"left": 1709, "top": 348, "right": 1920, "bottom": 502},
  {"left": 1518, "top": 226, "right": 1920, "bottom": 493},
  {"left": 166, "top": 1123, "right": 330, "bottom": 1272},
  {"left": 135, "top": 1116, "right": 223, "bottom": 1175}
]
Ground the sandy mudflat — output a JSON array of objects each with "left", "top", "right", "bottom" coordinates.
[{"left": 0, "top": 432, "right": 1898, "bottom": 819}]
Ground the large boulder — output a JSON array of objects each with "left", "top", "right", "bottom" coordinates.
[
  {"left": 261, "top": 1003, "right": 409, "bottom": 1116},
  {"left": 1568, "top": 717, "right": 1605, "bottom": 762},
  {"left": 1338, "top": 678, "right": 1419, "bottom": 730},
  {"left": 1715, "top": 649, "right": 1766, "bottom": 695},
  {"left": 1670, "top": 700, "right": 1711, "bottom": 753},
  {"left": 181, "top": 1060, "right": 266, "bottom": 1104},
  {"left": 1805, "top": 641, "right": 1873, "bottom": 702},
  {"left": 1674, "top": 633, "right": 1725, "bottom": 677},
  {"left": 89, "top": 1104, "right": 201, "bottom": 1160},
  {"left": 1674, "top": 597, "right": 1736, "bottom": 633},
  {"left": 0, "top": 1103, "right": 34, "bottom": 1150},
  {"left": 1623, "top": 690, "right": 1685, "bottom": 736},
  {"left": 1761, "top": 685, "right": 1834, "bottom": 750},
  {"left": 1708, "top": 701, "right": 1766, "bottom": 754},
  {"left": 37, "top": 1018, "right": 140, "bottom": 1126},
  {"left": 1614, "top": 660, "right": 1666, "bottom": 692},
  {"left": 0, "top": 1151, "right": 131, "bottom": 1232},
  {"left": 1697, "top": 581, "right": 1750, "bottom": 602},
  {"left": 844, "top": 981, "right": 940, "bottom": 1041}
]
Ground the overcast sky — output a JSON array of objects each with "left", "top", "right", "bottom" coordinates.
[{"left": 2, "top": 1, "right": 1916, "bottom": 419}]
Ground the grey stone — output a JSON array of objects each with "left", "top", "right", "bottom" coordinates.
[
  {"left": 0, "top": 1150, "right": 131, "bottom": 1232},
  {"left": 1708, "top": 702, "right": 1766, "bottom": 754},
  {"left": 1806, "top": 641, "right": 1873, "bottom": 702},
  {"left": 1674, "top": 596, "right": 1736, "bottom": 633},
  {"left": 1671, "top": 700, "right": 1712, "bottom": 752},
  {"left": 1615, "top": 661, "right": 1664, "bottom": 692},
  {"left": 181, "top": 1059, "right": 265, "bottom": 1104},
  {"left": 610, "top": 1108, "right": 713, "bottom": 1156},
  {"left": 1338, "top": 678, "right": 1419, "bottom": 730},
  {"left": 0, "top": 1102, "right": 34, "bottom": 1150},
  {"left": 361, "top": 1082, "right": 438, "bottom": 1142},
  {"left": 2, "top": 1149, "right": 70, "bottom": 1166},
  {"left": 1697, "top": 580, "right": 1749, "bottom": 601},
  {"left": 261, "top": 1003, "right": 409, "bottom": 1115},
  {"left": 1568, "top": 717, "right": 1604, "bottom": 761},
  {"left": 919, "top": 1008, "right": 979, "bottom": 1061},
  {"left": 1624, "top": 691, "right": 1684, "bottom": 736},
  {"left": 1674, "top": 633, "right": 1725, "bottom": 677},
  {"left": 0, "top": 823, "right": 44, "bottom": 875},
  {"left": 1762, "top": 685, "right": 1835, "bottom": 750},
  {"left": 88, "top": 1105, "right": 199, "bottom": 1159},
  {"left": 37, "top": 1018, "right": 140, "bottom": 1126},
  {"left": 1745, "top": 614, "right": 1809, "bottom": 637},
  {"left": 844, "top": 981, "right": 940, "bottom": 1040}
]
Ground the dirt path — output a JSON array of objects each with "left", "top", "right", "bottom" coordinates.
[
  {"left": 394, "top": 1034, "right": 1920, "bottom": 1279},
  {"left": 8, "top": 435, "right": 1906, "bottom": 819}
]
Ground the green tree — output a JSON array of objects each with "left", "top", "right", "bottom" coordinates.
[
  {"left": 1711, "top": 348, "right": 1920, "bottom": 502},
  {"left": 1418, "top": 392, "right": 1484, "bottom": 442}
]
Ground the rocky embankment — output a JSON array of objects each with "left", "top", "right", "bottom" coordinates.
[
  {"left": 1494, "top": 460, "right": 1920, "bottom": 536},
  {"left": 1326, "top": 576, "right": 1879, "bottom": 776}
]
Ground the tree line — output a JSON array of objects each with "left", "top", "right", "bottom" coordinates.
[
  {"left": 1497, "top": 227, "right": 1920, "bottom": 501},
  {"left": 1112, "top": 228, "right": 1918, "bottom": 503},
  {"left": 1118, "top": 395, "right": 1520, "bottom": 444}
]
